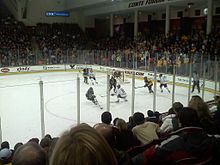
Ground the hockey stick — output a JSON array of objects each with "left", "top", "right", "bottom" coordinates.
[
  {"left": 100, "top": 93, "right": 115, "bottom": 97},
  {"left": 97, "top": 102, "right": 103, "bottom": 109},
  {"left": 94, "top": 98, "right": 103, "bottom": 109},
  {"left": 135, "top": 86, "right": 144, "bottom": 89},
  {"left": 100, "top": 95, "right": 107, "bottom": 97}
]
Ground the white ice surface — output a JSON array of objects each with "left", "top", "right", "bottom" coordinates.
[{"left": 0, "top": 71, "right": 214, "bottom": 147}]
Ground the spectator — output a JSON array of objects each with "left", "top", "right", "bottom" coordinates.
[
  {"left": 28, "top": 138, "right": 39, "bottom": 144},
  {"left": 50, "top": 123, "right": 117, "bottom": 165},
  {"left": 44, "top": 134, "right": 52, "bottom": 140},
  {"left": 40, "top": 137, "right": 51, "bottom": 164},
  {"left": 132, "top": 112, "right": 160, "bottom": 145},
  {"left": 13, "top": 143, "right": 23, "bottom": 152},
  {"left": 0, "top": 148, "right": 12, "bottom": 165},
  {"left": 172, "top": 102, "right": 183, "bottom": 115},
  {"left": 113, "top": 117, "right": 119, "bottom": 126},
  {"left": 146, "top": 110, "right": 157, "bottom": 123},
  {"left": 213, "top": 96, "right": 220, "bottom": 134},
  {"left": 154, "top": 111, "right": 163, "bottom": 125},
  {"left": 127, "top": 116, "right": 136, "bottom": 131},
  {"left": 1, "top": 141, "right": 10, "bottom": 149},
  {"left": 160, "top": 108, "right": 177, "bottom": 134},
  {"left": 115, "top": 118, "right": 140, "bottom": 151},
  {"left": 188, "top": 95, "right": 215, "bottom": 134},
  {"left": 48, "top": 137, "right": 59, "bottom": 160},
  {"left": 12, "top": 142, "right": 46, "bottom": 165},
  {"left": 132, "top": 107, "right": 220, "bottom": 165},
  {"left": 94, "top": 121, "right": 131, "bottom": 164},
  {"left": 101, "top": 111, "right": 112, "bottom": 125}
]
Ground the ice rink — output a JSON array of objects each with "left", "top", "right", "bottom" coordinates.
[{"left": 0, "top": 71, "right": 214, "bottom": 146}]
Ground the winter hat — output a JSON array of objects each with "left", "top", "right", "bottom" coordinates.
[{"left": 0, "top": 148, "right": 12, "bottom": 160}]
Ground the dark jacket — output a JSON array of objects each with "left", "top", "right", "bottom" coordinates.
[
  {"left": 86, "top": 87, "right": 95, "bottom": 100},
  {"left": 132, "top": 127, "right": 220, "bottom": 165}
]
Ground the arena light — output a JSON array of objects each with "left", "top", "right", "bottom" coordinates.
[
  {"left": 203, "top": 8, "right": 208, "bottom": 15},
  {"left": 187, "top": 2, "right": 194, "bottom": 8}
]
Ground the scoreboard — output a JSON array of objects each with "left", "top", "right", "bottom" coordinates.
[{"left": 45, "top": 11, "right": 70, "bottom": 17}]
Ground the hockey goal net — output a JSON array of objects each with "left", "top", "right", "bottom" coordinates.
[{"left": 112, "top": 70, "right": 130, "bottom": 84}]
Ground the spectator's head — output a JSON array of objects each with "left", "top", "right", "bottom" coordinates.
[
  {"left": 128, "top": 116, "right": 134, "bottom": 123},
  {"left": 12, "top": 142, "right": 46, "bottom": 165},
  {"left": 113, "top": 117, "right": 119, "bottom": 126},
  {"left": 115, "top": 118, "right": 127, "bottom": 131},
  {"left": 168, "top": 108, "right": 176, "bottom": 115},
  {"left": 14, "top": 142, "right": 23, "bottom": 152},
  {"left": 178, "top": 107, "right": 200, "bottom": 127},
  {"left": 50, "top": 123, "right": 117, "bottom": 165},
  {"left": 147, "top": 110, "right": 154, "bottom": 117},
  {"left": 127, "top": 116, "right": 136, "bottom": 130},
  {"left": 1, "top": 141, "right": 9, "bottom": 149},
  {"left": 189, "top": 95, "right": 212, "bottom": 120},
  {"left": 28, "top": 138, "right": 39, "bottom": 144},
  {"left": 172, "top": 102, "right": 183, "bottom": 114},
  {"left": 101, "top": 111, "right": 112, "bottom": 124},
  {"left": 133, "top": 112, "right": 145, "bottom": 125},
  {"left": 154, "top": 111, "right": 162, "bottom": 119},
  {"left": 40, "top": 137, "right": 51, "bottom": 154},
  {"left": 0, "top": 148, "right": 12, "bottom": 164},
  {"left": 44, "top": 134, "right": 52, "bottom": 140}
]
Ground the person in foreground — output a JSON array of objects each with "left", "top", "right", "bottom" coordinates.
[
  {"left": 12, "top": 142, "right": 46, "bottom": 165},
  {"left": 49, "top": 123, "right": 117, "bottom": 165},
  {"left": 131, "top": 107, "right": 220, "bottom": 165}
]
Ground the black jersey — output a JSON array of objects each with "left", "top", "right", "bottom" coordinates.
[
  {"left": 110, "top": 77, "right": 117, "bottom": 86},
  {"left": 86, "top": 87, "right": 94, "bottom": 99}
]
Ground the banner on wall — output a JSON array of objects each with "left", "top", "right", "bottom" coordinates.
[{"left": 128, "top": 0, "right": 165, "bottom": 8}]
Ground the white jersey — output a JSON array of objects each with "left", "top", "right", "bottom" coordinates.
[
  {"left": 160, "top": 75, "right": 167, "bottom": 84},
  {"left": 192, "top": 73, "right": 199, "bottom": 82},
  {"left": 89, "top": 71, "right": 95, "bottom": 78},
  {"left": 116, "top": 87, "right": 127, "bottom": 97}
]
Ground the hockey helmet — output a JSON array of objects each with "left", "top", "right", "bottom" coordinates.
[{"left": 117, "top": 84, "right": 121, "bottom": 88}]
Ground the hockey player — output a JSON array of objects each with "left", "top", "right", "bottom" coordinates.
[
  {"left": 109, "top": 76, "right": 117, "bottom": 93},
  {"left": 89, "top": 68, "right": 98, "bottom": 85},
  {"left": 115, "top": 84, "right": 127, "bottom": 102},
  {"left": 159, "top": 74, "right": 170, "bottom": 93},
  {"left": 83, "top": 68, "right": 89, "bottom": 84},
  {"left": 86, "top": 87, "right": 98, "bottom": 105},
  {"left": 191, "top": 71, "right": 200, "bottom": 93},
  {"left": 144, "top": 76, "right": 154, "bottom": 93}
]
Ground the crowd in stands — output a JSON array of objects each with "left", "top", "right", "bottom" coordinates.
[
  {"left": 0, "top": 17, "right": 219, "bottom": 74},
  {"left": 0, "top": 16, "right": 220, "bottom": 164},
  {"left": 0, "top": 95, "right": 219, "bottom": 165}
]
